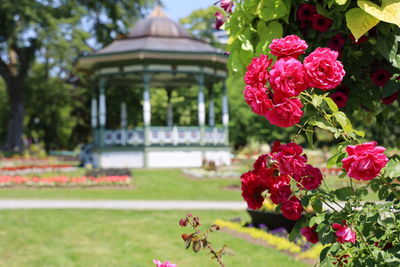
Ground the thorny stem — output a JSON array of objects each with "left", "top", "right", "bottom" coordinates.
[{"left": 207, "top": 244, "right": 225, "bottom": 267}]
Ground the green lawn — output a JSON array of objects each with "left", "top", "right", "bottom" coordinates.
[
  {"left": 0, "top": 209, "right": 309, "bottom": 267},
  {"left": 0, "top": 169, "right": 242, "bottom": 200}
]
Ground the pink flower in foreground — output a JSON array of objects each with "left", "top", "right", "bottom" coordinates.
[
  {"left": 214, "top": 11, "right": 224, "bottom": 30},
  {"left": 332, "top": 223, "right": 356, "bottom": 244},
  {"left": 304, "top": 47, "right": 345, "bottom": 90},
  {"left": 269, "top": 57, "right": 309, "bottom": 100},
  {"left": 293, "top": 164, "right": 323, "bottom": 191},
  {"left": 269, "top": 35, "right": 308, "bottom": 59},
  {"left": 245, "top": 54, "right": 273, "bottom": 89},
  {"left": 301, "top": 225, "right": 319, "bottom": 244},
  {"left": 243, "top": 86, "right": 273, "bottom": 116},
  {"left": 281, "top": 196, "right": 303, "bottom": 221},
  {"left": 330, "top": 91, "right": 348, "bottom": 108},
  {"left": 265, "top": 98, "right": 303, "bottom": 128},
  {"left": 220, "top": 0, "right": 234, "bottom": 13},
  {"left": 273, "top": 142, "right": 307, "bottom": 176},
  {"left": 153, "top": 259, "right": 177, "bottom": 267},
  {"left": 342, "top": 141, "right": 388, "bottom": 181}
]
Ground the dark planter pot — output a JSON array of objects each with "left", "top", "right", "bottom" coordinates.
[{"left": 247, "top": 209, "right": 297, "bottom": 232}]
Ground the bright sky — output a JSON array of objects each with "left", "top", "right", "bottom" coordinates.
[{"left": 162, "top": 0, "right": 216, "bottom": 21}]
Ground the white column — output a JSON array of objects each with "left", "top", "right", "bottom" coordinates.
[
  {"left": 98, "top": 77, "right": 106, "bottom": 147},
  {"left": 197, "top": 75, "right": 205, "bottom": 127},
  {"left": 222, "top": 81, "right": 229, "bottom": 145},
  {"left": 143, "top": 74, "right": 151, "bottom": 148},
  {"left": 120, "top": 102, "right": 127, "bottom": 146},
  {"left": 208, "top": 85, "right": 215, "bottom": 127},
  {"left": 91, "top": 98, "right": 98, "bottom": 128}
]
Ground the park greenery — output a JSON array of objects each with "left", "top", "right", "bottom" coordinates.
[{"left": 209, "top": 0, "right": 400, "bottom": 266}]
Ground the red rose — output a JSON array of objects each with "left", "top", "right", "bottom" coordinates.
[
  {"left": 265, "top": 98, "right": 303, "bottom": 128},
  {"left": 342, "top": 141, "right": 388, "bottom": 181},
  {"left": 269, "top": 184, "right": 292, "bottom": 205},
  {"left": 281, "top": 196, "right": 303, "bottom": 221},
  {"left": 241, "top": 170, "right": 267, "bottom": 210},
  {"left": 273, "top": 142, "right": 307, "bottom": 176},
  {"left": 293, "top": 164, "right": 323, "bottom": 190},
  {"left": 332, "top": 223, "right": 356, "bottom": 244},
  {"left": 300, "top": 225, "right": 319, "bottom": 244},
  {"left": 269, "top": 35, "right": 308, "bottom": 59},
  {"left": 304, "top": 47, "right": 345, "bottom": 90}
]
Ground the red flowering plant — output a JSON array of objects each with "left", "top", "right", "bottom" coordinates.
[{"left": 212, "top": 1, "right": 400, "bottom": 266}]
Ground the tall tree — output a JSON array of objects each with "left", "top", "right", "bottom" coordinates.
[{"left": 0, "top": 0, "right": 155, "bottom": 152}]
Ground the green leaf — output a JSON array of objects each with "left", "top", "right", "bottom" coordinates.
[
  {"left": 306, "top": 125, "right": 314, "bottom": 148},
  {"left": 382, "top": 80, "right": 400, "bottom": 97},
  {"left": 327, "top": 152, "right": 346, "bottom": 168},
  {"left": 354, "top": 130, "right": 365, "bottom": 137},
  {"left": 333, "top": 111, "right": 353, "bottom": 133},
  {"left": 259, "top": 0, "right": 288, "bottom": 21},
  {"left": 335, "top": 0, "right": 348, "bottom": 5},
  {"left": 316, "top": 4, "right": 333, "bottom": 19},
  {"left": 376, "top": 35, "right": 400, "bottom": 69},
  {"left": 323, "top": 97, "right": 339, "bottom": 113},
  {"left": 320, "top": 246, "right": 331, "bottom": 262},
  {"left": 310, "top": 214, "right": 325, "bottom": 227},
  {"left": 289, "top": 221, "right": 302, "bottom": 242},
  {"left": 255, "top": 21, "right": 283, "bottom": 55},
  {"left": 377, "top": 212, "right": 396, "bottom": 226},
  {"left": 310, "top": 196, "right": 323, "bottom": 213},
  {"left": 346, "top": 7, "right": 380, "bottom": 41},
  {"left": 311, "top": 95, "right": 323, "bottom": 107},
  {"left": 385, "top": 159, "right": 400, "bottom": 178},
  {"left": 358, "top": 0, "right": 400, "bottom": 27},
  {"left": 334, "top": 187, "right": 354, "bottom": 201}
]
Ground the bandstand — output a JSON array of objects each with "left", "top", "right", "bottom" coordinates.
[{"left": 77, "top": 7, "right": 231, "bottom": 168}]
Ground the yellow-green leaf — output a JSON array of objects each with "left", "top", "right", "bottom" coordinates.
[
  {"left": 358, "top": 0, "right": 400, "bottom": 27},
  {"left": 335, "top": 0, "right": 348, "bottom": 5},
  {"left": 345, "top": 7, "right": 380, "bottom": 41}
]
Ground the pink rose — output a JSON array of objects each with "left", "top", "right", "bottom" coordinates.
[
  {"left": 220, "top": 0, "right": 234, "bottom": 13},
  {"left": 300, "top": 225, "right": 319, "bottom": 244},
  {"left": 214, "top": 11, "right": 224, "bottom": 30},
  {"left": 269, "top": 57, "right": 309, "bottom": 100},
  {"left": 281, "top": 196, "right": 303, "bottom": 221},
  {"left": 269, "top": 184, "right": 292, "bottom": 205},
  {"left": 342, "top": 141, "right": 388, "bottom": 181},
  {"left": 273, "top": 142, "right": 307, "bottom": 176},
  {"left": 153, "top": 259, "right": 177, "bottom": 267},
  {"left": 304, "top": 47, "right": 345, "bottom": 90},
  {"left": 332, "top": 223, "right": 356, "bottom": 244},
  {"left": 265, "top": 98, "right": 303, "bottom": 128},
  {"left": 243, "top": 86, "right": 273, "bottom": 116},
  {"left": 269, "top": 35, "right": 308, "bottom": 59},
  {"left": 244, "top": 54, "right": 273, "bottom": 89},
  {"left": 293, "top": 164, "right": 323, "bottom": 190}
]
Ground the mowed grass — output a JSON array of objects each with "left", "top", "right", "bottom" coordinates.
[
  {"left": 0, "top": 169, "right": 242, "bottom": 200},
  {"left": 0, "top": 209, "right": 310, "bottom": 267}
]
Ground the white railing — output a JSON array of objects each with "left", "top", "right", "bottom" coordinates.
[{"left": 102, "top": 127, "right": 226, "bottom": 146}]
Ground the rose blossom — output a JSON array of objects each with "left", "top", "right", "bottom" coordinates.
[
  {"left": 269, "top": 184, "right": 292, "bottom": 205},
  {"left": 330, "top": 91, "right": 348, "bottom": 108},
  {"left": 269, "top": 35, "right": 308, "bottom": 59},
  {"left": 153, "top": 259, "right": 177, "bottom": 267},
  {"left": 332, "top": 223, "right": 356, "bottom": 244},
  {"left": 243, "top": 85, "right": 273, "bottom": 116},
  {"left": 281, "top": 196, "right": 303, "bottom": 221},
  {"left": 304, "top": 47, "right": 345, "bottom": 90},
  {"left": 269, "top": 57, "right": 309, "bottom": 100},
  {"left": 312, "top": 14, "right": 332, "bottom": 32},
  {"left": 245, "top": 54, "right": 273, "bottom": 89},
  {"left": 301, "top": 225, "right": 319, "bottom": 244},
  {"left": 370, "top": 69, "right": 392, "bottom": 87},
  {"left": 265, "top": 98, "right": 303, "bottom": 128},
  {"left": 241, "top": 170, "right": 267, "bottom": 210},
  {"left": 293, "top": 164, "right": 323, "bottom": 191},
  {"left": 214, "top": 11, "right": 224, "bottom": 30},
  {"left": 220, "top": 0, "right": 234, "bottom": 13},
  {"left": 342, "top": 141, "right": 388, "bottom": 181},
  {"left": 273, "top": 142, "right": 307, "bottom": 176}
]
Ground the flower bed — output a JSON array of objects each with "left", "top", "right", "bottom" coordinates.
[
  {"left": 0, "top": 175, "right": 130, "bottom": 187},
  {"left": 0, "top": 164, "right": 77, "bottom": 175},
  {"left": 214, "top": 220, "right": 323, "bottom": 260}
]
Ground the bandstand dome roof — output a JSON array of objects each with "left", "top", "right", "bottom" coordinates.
[{"left": 77, "top": 6, "right": 227, "bottom": 76}]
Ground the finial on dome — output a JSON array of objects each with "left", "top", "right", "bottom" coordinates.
[{"left": 150, "top": 5, "right": 167, "bottom": 18}]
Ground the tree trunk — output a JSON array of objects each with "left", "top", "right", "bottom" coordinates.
[{"left": 3, "top": 78, "right": 25, "bottom": 152}]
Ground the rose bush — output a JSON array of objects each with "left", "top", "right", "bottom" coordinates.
[{"left": 209, "top": 1, "right": 400, "bottom": 266}]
